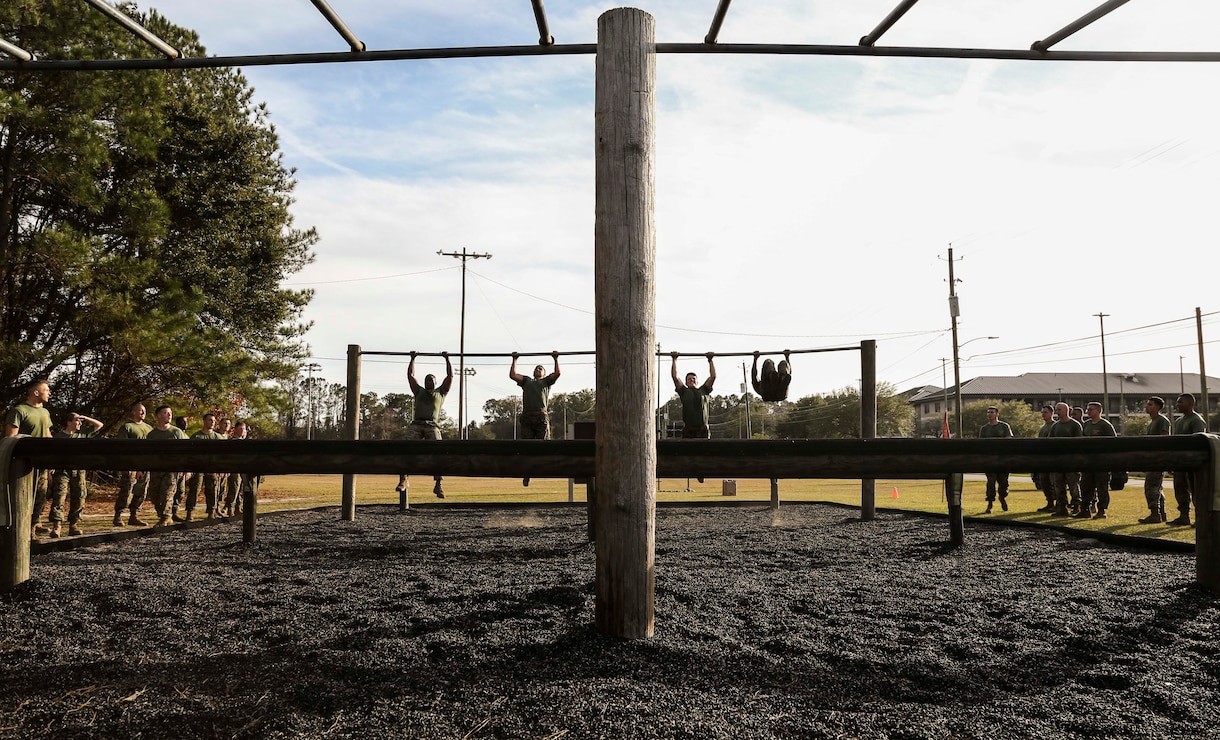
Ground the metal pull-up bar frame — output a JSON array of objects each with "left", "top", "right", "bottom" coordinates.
[
  {"left": 359, "top": 347, "right": 854, "bottom": 359},
  {"left": 0, "top": 37, "right": 33, "bottom": 61},
  {"left": 1032, "top": 0, "right": 1132, "bottom": 53},
  {"left": 309, "top": 0, "right": 366, "bottom": 53},
  {"left": 530, "top": 0, "right": 555, "bottom": 46},
  {"left": 80, "top": 0, "right": 179, "bottom": 59}
]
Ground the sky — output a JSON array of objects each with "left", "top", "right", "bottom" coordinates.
[{"left": 131, "top": 0, "right": 1220, "bottom": 425}]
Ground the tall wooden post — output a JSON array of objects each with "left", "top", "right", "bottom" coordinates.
[
  {"left": 860, "top": 340, "right": 877, "bottom": 520},
  {"left": 593, "top": 7, "right": 656, "bottom": 640},
  {"left": 1198, "top": 436, "right": 1220, "bottom": 593},
  {"left": 341, "top": 344, "right": 360, "bottom": 521},
  {"left": 0, "top": 437, "right": 32, "bottom": 592}
]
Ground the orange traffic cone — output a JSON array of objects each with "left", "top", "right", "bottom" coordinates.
[{"left": 891, "top": 486, "right": 899, "bottom": 499}]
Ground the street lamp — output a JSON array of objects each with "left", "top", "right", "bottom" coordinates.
[
  {"left": 462, "top": 366, "right": 477, "bottom": 437},
  {"left": 304, "top": 362, "right": 321, "bottom": 440},
  {"left": 1095, "top": 312, "right": 1110, "bottom": 423},
  {"left": 953, "top": 335, "right": 998, "bottom": 437}
]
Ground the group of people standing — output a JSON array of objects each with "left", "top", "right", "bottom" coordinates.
[
  {"left": 989, "top": 393, "right": 1208, "bottom": 525},
  {"left": 113, "top": 402, "right": 254, "bottom": 529},
  {"left": 3, "top": 377, "right": 255, "bottom": 539}
]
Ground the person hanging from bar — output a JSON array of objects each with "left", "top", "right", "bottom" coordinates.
[
  {"left": 509, "top": 351, "right": 561, "bottom": 487},
  {"left": 672, "top": 352, "right": 716, "bottom": 483},
  {"left": 751, "top": 350, "right": 792, "bottom": 402},
  {"left": 396, "top": 352, "right": 453, "bottom": 499}
]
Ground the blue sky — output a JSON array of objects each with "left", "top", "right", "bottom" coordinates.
[{"left": 137, "top": 0, "right": 1220, "bottom": 423}]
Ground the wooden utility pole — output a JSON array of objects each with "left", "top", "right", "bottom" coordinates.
[
  {"left": 0, "top": 437, "right": 32, "bottom": 592},
  {"left": 593, "top": 7, "right": 656, "bottom": 640}
]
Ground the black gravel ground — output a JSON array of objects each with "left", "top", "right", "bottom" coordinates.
[{"left": 1, "top": 504, "right": 1217, "bottom": 739}]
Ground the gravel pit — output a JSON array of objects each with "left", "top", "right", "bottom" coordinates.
[{"left": 1, "top": 504, "right": 1216, "bottom": 739}]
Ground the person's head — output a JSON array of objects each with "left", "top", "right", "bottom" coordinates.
[
  {"left": 232, "top": 421, "right": 248, "bottom": 438},
  {"left": 684, "top": 372, "right": 698, "bottom": 388},
  {"left": 173, "top": 415, "right": 188, "bottom": 430},
  {"left": 1086, "top": 401, "right": 1103, "bottom": 420},
  {"left": 1041, "top": 405, "right": 1055, "bottom": 422},
  {"left": 1146, "top": 397, "right": 1165, "bottom": 415},
  {"left": 61, "top": 412, "right": 83, "bottom": 430},
  {"left": 424, "top": 374, "right": 436, "bottom": 391},
  {"left": 25, "top": 378, "right": 49, "bottom": 404},
  {"left": 154, "top": 406, "right": 173, "bottom": 425},
  {"left": 761, "top": 359, "right": 776, "bottom": 378},
  {"left": 985, "top": 406, "right": 999, "bottom": 422},
  {"left": 217, "top": 417, "right": 232, "bottom": 434},
  {"left": 533, "top": 364, "right": 546, "bottom": 379},
  {"left": 201, "top": 413, "right": 216, "bottom": 430},
  {"left": 129, "top": 402, "right": 147, "bottom": 422},
  {"left": 1177, "top": 393, "right": 1196, "bottom": 412},
  {"left": 1071, "top": 406, "right": 1084, "bottom": 421},
  {"left": 1054, "top": 402, "right": 1070, "bottom": 420}
]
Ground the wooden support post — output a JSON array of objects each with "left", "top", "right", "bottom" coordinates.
[
  {"left": 593, "top": 7, "right": 656, "bottom": 640},
  {"left": 242, "top": 475, "right": 259, "bottom": 544},
  {"left": 586, "top": 479, "right": 597, "bottom": 542},
  {"left": 1198, "top": 435, "right": 1220, "bottom": 593},
  {"left": 860, "top": 340, "right": 877, "bottom": 520},
  {"left": 946, "top": 472, "right": 964, "bottom": 547},
  {"left": 0, "top": 438, "right": 32, "bottom": 593},
  {"left": 769, "top": 478, "right": 779, "bottom": 509},
  {"left": 341, "top": 344, "right": 360, "bottom": 521}
]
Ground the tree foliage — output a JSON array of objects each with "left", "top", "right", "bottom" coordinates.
[
  {"left": 0, "top": 1, "right": 315, "bottom": 426},
  {"left": 773, "top": 383, "right": 913, "bottom": 439}
]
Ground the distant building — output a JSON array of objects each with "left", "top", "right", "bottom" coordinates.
[{"left": 908, "top": 372, "right": 1218, "bottom": 431}]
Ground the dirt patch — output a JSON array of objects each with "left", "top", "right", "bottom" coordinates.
[{"left": 2, "top": 504, "right": 1216, "bottom": 738}]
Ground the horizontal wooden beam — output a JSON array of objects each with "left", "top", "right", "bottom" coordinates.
[{"left": 9, "top": 436, "right": 1212, "bottom": 479}]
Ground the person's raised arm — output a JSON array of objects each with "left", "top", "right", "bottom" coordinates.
[
  {"left": 750, "top": 352, "right": 762, "bottom": 394},
  {"left": 438, "top": 352, "right": 454, "bottom": 394},
  {"left": 80, "top": 415, "right": 104, "bottom": 432},
  {"left": 509, "top": 352, "right": 524, "bottom": 383},
  {"left": 670, "top": 352, "right": 681, "bottom": 391},
  {"left": 407, "top": 352, "right": 421, "bottom": 393},
  {"left": 549, "top": 350, "right": 561, "bottom": 381},
  {"left": 704, "top": 352, "right": 716, "bottom": 390}
]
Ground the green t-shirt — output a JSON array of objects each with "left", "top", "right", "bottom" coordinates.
[
  {"left": 1146, "top": 414, "right": 1171, "bottom": 436},
  {"left": 1082, "top": 418, "right": 1116, "bottom": 438},
  {"left": 414, "top": 389, "right": 447, "bottom": 423},
  {"left": 191, "top": 430, "right": 225, "bottom": 441},
  {"left": 147, "top": 426, "right": 188, "bottom": 441},
  {"left": 1174, "top": 411, "right": 1207, "bottom": 435},
  {"left": 677, "top": 385, "right": 712, "bottom": 429},
  {"left": 978, "top": 421, "right": 1013, "bottom": 439},
  {"left": 118, "top": 421, "right": 152, "bottom": 440},
  {"left": 52, "top": 429, "right": 94, "bottom": 440},
  {"left": 517, "top": 375, "right": 557, "bottom": 413},
  {"left": 1037, "top": 421, "right": 1055, "bottom": 438},
  {"left": 5, "top": 403, "right": 52, "bottom": 438},
  {"left": 1049, "top": 419, "right": 1083, "bottom": 438}
]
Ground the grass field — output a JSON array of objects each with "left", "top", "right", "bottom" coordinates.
[
  {"left": 249, "top": 472, "right": 1197, "bottom": 544},
  {"left": 55, "top": 472, "right": 1194, "bottom": 545}
]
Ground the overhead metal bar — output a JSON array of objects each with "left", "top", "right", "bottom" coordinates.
[
  {"left": 1032, "top": 0, "right": 1132, "bottom": 53},
  {"left": 530, "top": 0, "right": 555, "bottom": 46},
  {"left": 80, "top": 0, "right": 180, "bottom": 59},
  {"left": 5, "top": 42, "right": 1220, "bottom": 71},
  {"left": 309, "top": 0, "right": 366, "bottom": 53},
  {"left": 704, "top": 0, "right": 733, "bottom": 45},
  {"left": 859, "top": 0, "right": 920, "bottom": 47},
  {"left": 0, "top": 38, "right": 34, "bottom": 62}
]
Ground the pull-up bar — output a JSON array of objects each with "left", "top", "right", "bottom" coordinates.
[
  {"left": 360, "top": 350, "right": 596, "bottom": 358},
  {"left": 358, "top": 347, "right": 858, "bottom": 359},
  {"left": 662, "top": 347, "right": 858, "bottom": 358}
]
